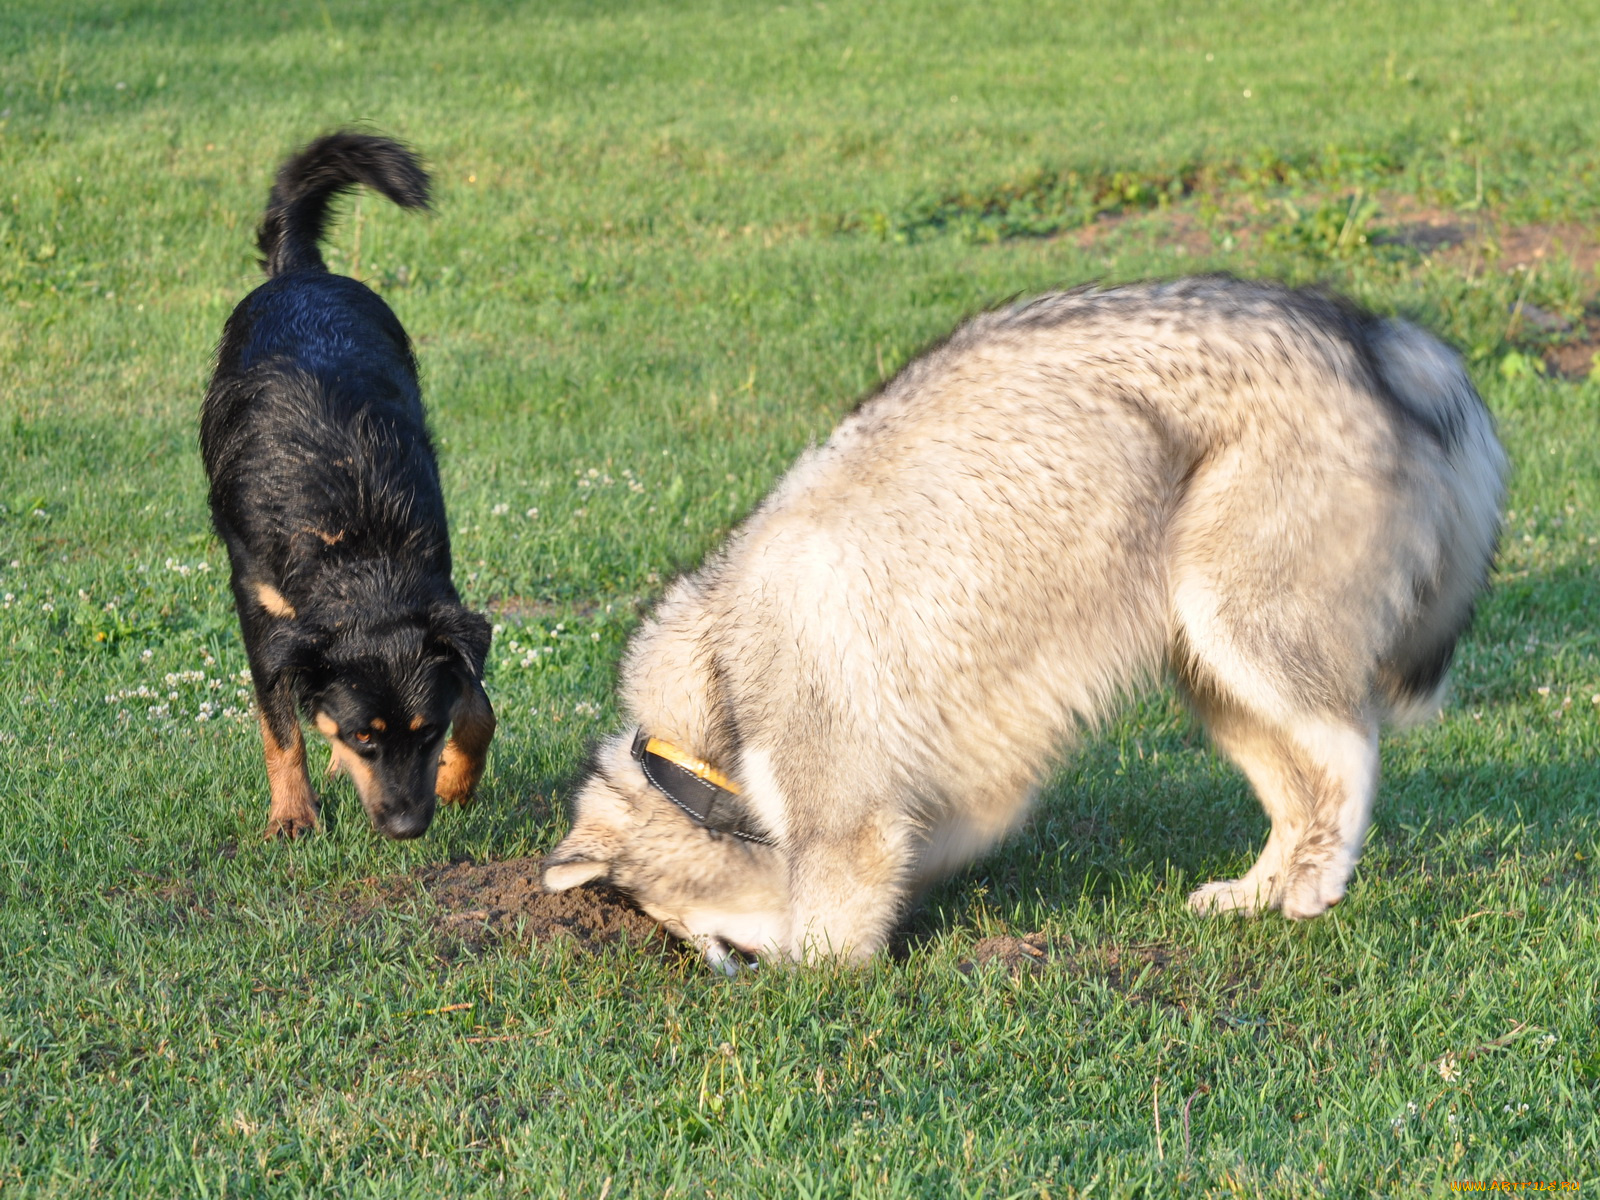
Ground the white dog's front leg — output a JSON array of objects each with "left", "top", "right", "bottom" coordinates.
[{"left": 784, "top": 828, "right": 912, "bottom": 965}]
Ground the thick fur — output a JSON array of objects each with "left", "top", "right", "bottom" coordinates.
[
  {"left": 543, "top": 276, "right": 1505, "bottom": 966},
  {"left": 201, "top": 132, "right": 494, "bottom": 841}
]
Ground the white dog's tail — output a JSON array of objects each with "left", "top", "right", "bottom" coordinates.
[{"left": 1368, "top": 320, "right": 1508, "bottom": 728}]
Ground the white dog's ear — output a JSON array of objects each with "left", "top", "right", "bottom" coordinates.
[
  {"left": 543, "top": 739, "right": 641, "bottom": 892},
  {"left": 541, "top": 833, "right": 612, "bottom": 891}
]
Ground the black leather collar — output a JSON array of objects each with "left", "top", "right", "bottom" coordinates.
[{"left": 630, "top": 729, "right": 774, "bottom": 846}]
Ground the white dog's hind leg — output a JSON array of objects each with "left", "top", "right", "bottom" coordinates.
[
  {"left": 1272, "top": 716, "right": 1379, "bottom": 919},
  {"left": 1187, "top": 704, "right": 1378, "bottom": 920},
  {"left": 1185, "top": 707, "right": 1302, "bottom": 915}
]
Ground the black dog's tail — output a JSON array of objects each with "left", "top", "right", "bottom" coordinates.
[{"left": 256, "top": 131, "right": 430, "bottom": 277}]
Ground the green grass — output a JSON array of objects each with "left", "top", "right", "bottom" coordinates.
[{"left": 2, "top": 0, "right": 1599, "bottom": 1194}]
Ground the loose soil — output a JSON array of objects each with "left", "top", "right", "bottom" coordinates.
[
  {"left": 421, "top": 856, "right": 674, "bottom": 957},
  {"left": 959, "top": 933, "right": 1052, "bottom": 976},
  {"left": 417, "top": 857, "right": 1059, "bottom": 974}
]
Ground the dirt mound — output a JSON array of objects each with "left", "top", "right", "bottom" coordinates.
[
  {"left": 959, "top": 933, "right": 1051, "bottom": 975},
  {"left": 422, "top": 856, "right": 671, "bottom": 956}
]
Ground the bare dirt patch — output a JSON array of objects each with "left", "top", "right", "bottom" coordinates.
[
  {"left": 952, "top": 934, "right": 1192, "bottom": 996},
  {"left": 1371, "top": 203, "right": 1481, "bottom": 254},
  {"left": 1493, "top": 221, "right": 1600, "bottom": 277},
  {"left": 1543, "top": 328, "right": 1600, "bottom": 379},
  {"left": 421, "top": 856, "right": 673, "bottom": 957},
  {"left": 958, "top": 933, "right": 1052, "bottom": 976}
]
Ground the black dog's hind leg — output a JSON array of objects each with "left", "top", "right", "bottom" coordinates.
[{"left": 435, "top": 678, "right": 495, "bottom": 806}]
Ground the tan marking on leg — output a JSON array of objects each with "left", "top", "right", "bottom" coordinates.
[
  {"left": 260, "top": 714, "right": 318, "bottom": 839},
  {"left": 255, "top": 583, "right": 296, "bottom": 619},
  {"left": 436, "top": 683, "right": 495, "bottom": 805}
]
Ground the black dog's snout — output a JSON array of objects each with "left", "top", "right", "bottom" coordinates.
[{"left": 375, "top": 807, "right": 434, "bottom": 840}]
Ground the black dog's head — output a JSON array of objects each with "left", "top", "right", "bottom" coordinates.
[{"left": 262, "top": 599, "right": 490, "bottom": 839}]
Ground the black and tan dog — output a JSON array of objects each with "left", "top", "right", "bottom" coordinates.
[{"left": 201, "top": 132, "right": 494, "bottom": 840}]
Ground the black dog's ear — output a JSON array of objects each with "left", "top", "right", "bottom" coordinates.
[{"left": 427, "top": 602, "right": 492, "bottom": 679}]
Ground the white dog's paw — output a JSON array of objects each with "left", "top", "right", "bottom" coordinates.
[
  {"left": 1278, "top": 871, "right": 1345, "bottom": 921},
  {"left": 1187, "top": 877, "right": 1275, "bottom": 916}
]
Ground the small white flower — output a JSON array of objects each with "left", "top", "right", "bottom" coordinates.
[
  {"left": 491, "top": 503, "right": 509, "bottom": 516},
  {"left": 141, "top": 649, "right": 153, "bottom": 660},
  {"left": 591, "top": 631, "right": 600, "bottom": 641},
  {"left": 41, "top": 602, "right": 54, "bottom": 612},
  {"left": 526, "top": 508, "right": 539, "bottom": 519}
]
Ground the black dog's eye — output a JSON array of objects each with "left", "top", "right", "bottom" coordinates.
[{"left": 354, "top": 730, "right": 373, "bottom": 744}]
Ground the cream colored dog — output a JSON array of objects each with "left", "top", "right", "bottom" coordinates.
[{"left": 543, "top": 277, "right": 1505, "bottom": 969}]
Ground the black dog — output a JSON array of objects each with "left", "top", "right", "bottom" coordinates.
[{"left": 202, "top": 132, "right": 494, "bottom": 840}]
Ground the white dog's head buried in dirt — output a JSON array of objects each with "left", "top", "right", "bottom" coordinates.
[{"left": 542, "top": 275, "right": 1506, "bottom": 971}]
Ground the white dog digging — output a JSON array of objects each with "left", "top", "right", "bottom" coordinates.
[{"left": 542, "top": 277, "right": 1505, "bottom": 969}]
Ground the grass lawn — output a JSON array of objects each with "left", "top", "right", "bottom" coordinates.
[{"left": 1, "top": 0, "right": 1598, "bottom": 1194}]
